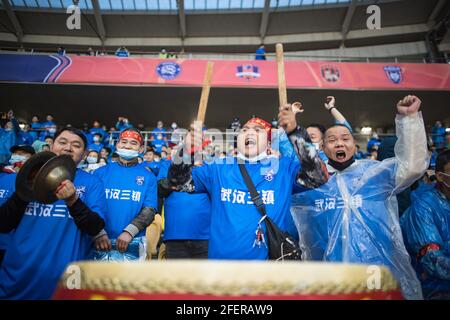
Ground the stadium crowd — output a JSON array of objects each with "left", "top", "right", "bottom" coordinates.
[{"left": 0, "top": 95, "right": 449, "bottom": 300}]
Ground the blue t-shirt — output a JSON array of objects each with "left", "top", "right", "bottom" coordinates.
[
  {"left": 87, "top": 142, "right": 103, "bottom": 153},
  {"left": 116, "top": 50, "right": 129, "bottom": 58},
  {"left": 143, "top": 160, "right": 161, "bottom": 177},
  {"left": 151, "top": 139, "right": 166, "bottom": 153},
  {"left": 20, "top": 131, "right": 35, "bottom": 145},
  {"left": 157, "top": 162, "right": 211, "bottom": 241},
  {"left": 192, "top": 155, "right": 300, "bottom": 260},
  {"left": 152, "top": 128, "right": 167, "bottom": 139},
  {"left": 0, "top": 172, "right": 16, "bottom": 251},
  {"left": 163, "top": 192, "right": 211, "bottom": 241},
  {"left": 0, "top": 169, "right": 106, "bottom": 299},
  {"left": 94, "top": 162, "right": 158, "bottom": 239},
  {"left": 89, "top": 128, "right": 107, "bottom": 143},
  {"left": 367, "top": 138, "right": 381, "bottom": 151},
  {"left": 30, "top": 122, "right": 42, "bottom": 141}
]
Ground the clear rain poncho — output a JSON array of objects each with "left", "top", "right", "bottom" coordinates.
[
  {"left": 93, "top": 236, "right": 147, "bottom": 262},
  {"left": 289, "top": 113, "right": 429, "bottom": 300},
  {"left": 400, "top": 184, "right": 450, "bottom": 299}
]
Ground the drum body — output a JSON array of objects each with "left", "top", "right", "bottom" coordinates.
[{"left": 53, "top": 261, "right": 403, "bottom": 300}]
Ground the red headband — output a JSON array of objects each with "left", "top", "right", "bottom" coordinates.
[
  {"left": 244, "top": 117, "right": 272, "bottom": 141},
  {"left": 120, "top": 130, "right": 143, "bottom": 145}
]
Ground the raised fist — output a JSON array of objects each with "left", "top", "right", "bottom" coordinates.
[
  {"left": 278, "top": 104, "right": 297, "bottom": 134},
  {"left": 324, "top": 96, "right": 335, "bottom": 110},
  {"left": 55, "top": 179, "right": 78, "bottom": 207},
  {"left": 396, "top": 95, "right": 421, "bottom": 116}
]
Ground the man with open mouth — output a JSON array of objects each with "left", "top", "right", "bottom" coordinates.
[
  {"left": 161, "top": 106, "right": 329, "bottom": 260},
  {"left": 290, "top": 95, "right": 429, "bottom": 300}
]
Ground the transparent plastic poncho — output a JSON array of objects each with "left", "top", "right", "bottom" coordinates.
[
  {"left": 401, "top": 184, "right": 450, "bottom": 299},
  {"left": 290, "top": 113, "right": 429, "bottom": 300},
  {"left": 93, "top": 236, "right": 147, "bottom": 262}
]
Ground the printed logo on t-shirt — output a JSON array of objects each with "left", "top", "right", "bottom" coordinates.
[
  {"left": 136, "top": 176, "right": 145, "bottom": 186},
  {"left": 25, "top": 203, "right": 72, "bottom": 219},
  {"left": 264, "top": 169, "right": 275, "bottom": 182},
  {"left": 0, "top": 189, "right": 10, "bottom": 199},
  {"left": 221, "top": 188, "right": 275, "bottom": 205},
  {"left": 105, "top": 188, "right": 141, "bottom": 202},
  {"left": 76, "top": 186, "right": 86, "bottom": 198}
]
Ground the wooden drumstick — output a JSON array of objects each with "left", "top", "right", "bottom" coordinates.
[
  {"left": 196, "top": 61, "right": 214, "bottom": 123},
  {"left": 276, "top": 43, "right": 288, "bottom": 107}
]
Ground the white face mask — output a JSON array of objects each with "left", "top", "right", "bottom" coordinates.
[
  {"left": 86, "top": 156, "right": 98, "bottom": 164},
  {"left": 171, "top": 123, "right": 177, "bottom": 129},
  {"left": 313, "top": 142, "right": 321, "bottom": 150},
  {"left": 9, "top": 155, "right": 28, "bottom": 165},
  {"left": 116, "top": 148, "right": 139, "bottom": 160},
  {"left": 236, "top": 151, "right": 268, "bottom": 162}
]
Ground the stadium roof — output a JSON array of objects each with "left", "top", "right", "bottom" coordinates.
[
  {"left": 7, "top": 0, "right": 353, "bottom": 12},
  {"left": 0, "top": 0, "right": 449, "bottom": 60}
]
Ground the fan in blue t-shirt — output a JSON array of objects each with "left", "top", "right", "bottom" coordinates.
[
  {"left": 163, "top": 105, "right": 328, "bottom": 260},
  {"left": 94, "top": 128, "right": 158, "bottom": 261},
  {"left": 0, "top": 128, "right": 106, "bottom": 299}
]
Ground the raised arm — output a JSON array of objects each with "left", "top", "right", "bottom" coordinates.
[
  {"left": 393, "top": 95, "right": 429, "bottom": 192},
  {"left": 278, "top": 104, "right": 329, "bottom": 189},
  {"left": 166, "top": 130, "right": 210, "bottom": 194},
  {"left": 324, "top": 96, "right": 352, "bottom": 131}
]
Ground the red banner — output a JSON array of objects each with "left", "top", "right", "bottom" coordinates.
[{"left": 52, "top": 56, "right": 450, "bottom": 90}]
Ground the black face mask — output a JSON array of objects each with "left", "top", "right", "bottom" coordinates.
[{"left": 328, "top": 157, "right": 355, "bottom": 171}]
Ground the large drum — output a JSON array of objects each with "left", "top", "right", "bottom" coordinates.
[{"left": 53, "top": 261, "right": 403, "bottom": 300}]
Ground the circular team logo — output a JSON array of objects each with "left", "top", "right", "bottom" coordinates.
[
  {"left": 321, "top": 65, "right": 340, "bottom": 82},
  {"left": 264, "top": 169, "right": 274, "bottom": 182},
  {"left": 156, "top": 62, "right": 181, "bottom": 80},
  {"left": 136, "top": 176, "right": 145, "bottom": 186}
]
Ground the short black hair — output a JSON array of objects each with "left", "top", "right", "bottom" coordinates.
[
  {"left": 55, "top": 127, "right": 88, "bottom": 149},
  {"left": 307, "top": 123, "right": 326, "bottom": 135},
  {"left": 87, "top": 150, "right": 99, "bottom": 156},
  {"left": 44, "top": 135, "right": 54, "bottom": 141},
  {"left": 101, "top": 146, "right": 111, "bottom": 154},
  {"left": 324, "top": 123, "right": 353, "bottom": 137},
  {"left": 436, "top": 149, "right": 450, "bottom": 173}
]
